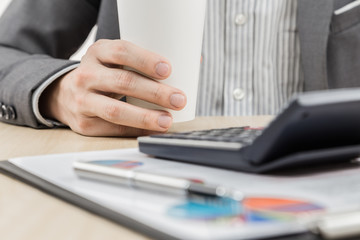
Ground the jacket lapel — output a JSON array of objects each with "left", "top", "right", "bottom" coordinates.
[{"left": 297, "top": 0, "right": 334, "bottom": 91}]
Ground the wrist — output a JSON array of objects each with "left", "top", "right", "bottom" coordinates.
[
  {"left": 33, "top": 64, "right": 79, "bottom": 127},
  {"left": 39, "top": 76, "right": 62, "bottom": 121}
]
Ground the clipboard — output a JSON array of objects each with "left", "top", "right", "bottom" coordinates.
[
  {"left": 1, "top": 148, "right": 360, "bottom": 240},
  {"left": 0, "top": 160, "right": 173, "bottom": 240}
]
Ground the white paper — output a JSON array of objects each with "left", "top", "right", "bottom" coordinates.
[{"left": 9, "top": 148, "right": 360, "bottom": 239}]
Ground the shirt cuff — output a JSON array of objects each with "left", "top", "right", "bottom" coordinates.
[{"left": 32, "top": 64, "right": 80, "bottom": 127}]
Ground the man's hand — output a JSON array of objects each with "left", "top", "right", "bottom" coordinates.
[{"left": 40, "top": 39, "right": 187, "bottom": 136}]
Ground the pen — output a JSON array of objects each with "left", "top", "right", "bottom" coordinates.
[{"left": 73, "top": 160, "right": 243, "bottom": 201}]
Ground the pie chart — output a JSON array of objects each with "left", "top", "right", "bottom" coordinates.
[{"left": 168, "top": 196, "right": 324, "bottom": 223}]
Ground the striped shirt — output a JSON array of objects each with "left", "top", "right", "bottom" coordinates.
[{"left": 197, "top": 0, "right": 302, "bottom": 116}]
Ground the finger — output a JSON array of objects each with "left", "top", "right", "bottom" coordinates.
[
  {"left": 90, "top": 67, "right": 186, "bottom": 110},
  {"left": 84, "top": 93, "right": 173, "bottom": 131},
  {"left": 70, "top": 117, "right": 162, "bottom": 137},
  {"left": 88, "top": 39, "right": 171, "bottom": 80}
]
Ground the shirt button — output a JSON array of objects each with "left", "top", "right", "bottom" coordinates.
[
  {"left": 233, "top": 88, "right": 245, "bottom": 101},
  {"left": 235, "top": 14, "right": 247, "bottom": 26}
]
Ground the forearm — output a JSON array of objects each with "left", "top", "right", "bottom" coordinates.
[
  {"left": 33, "top": 63, "right": 79, "bottom": 128},
  {"left": 0, "top": 46, "right": 77, "bottom": 128},
  {"left": 0, "top": 0, "right": 98, "bottom": 128}
]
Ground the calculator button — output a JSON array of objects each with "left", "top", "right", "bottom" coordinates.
[{"left": 149, "top": 126, "right": 262, "bottom": 146}]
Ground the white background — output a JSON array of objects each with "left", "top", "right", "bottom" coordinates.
[{"left": 0, "top": 0, "right": 11, "bottom": 15}]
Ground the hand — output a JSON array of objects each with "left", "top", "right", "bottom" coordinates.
[{"left": 40, "top": 39, "right": 187, "bottom": 136}]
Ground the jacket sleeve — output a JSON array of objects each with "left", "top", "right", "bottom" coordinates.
[{"left": 0, "top": 0, "right": 99, "bottom": 128}]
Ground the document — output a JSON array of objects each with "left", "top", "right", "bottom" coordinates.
[{"left": 6, "top": 148, "right": 360, "bottom": 239}]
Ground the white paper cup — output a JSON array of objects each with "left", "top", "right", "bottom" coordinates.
[{"left": 117, "top": 0, "right": 207, "bottom": 122}]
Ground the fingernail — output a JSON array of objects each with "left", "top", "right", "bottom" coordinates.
[
  {"left": 158, "top": 115, "right": 172, "bottom": 129},
  {"left": 170, "top": 93, "right": 186, "bottom": 108},
  {"left": 156, "top": 62, "right": 170, "bottom": 77}
]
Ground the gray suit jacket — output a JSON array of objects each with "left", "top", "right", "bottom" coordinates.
[{"left": 0, "top": 0, "right": 359, "bottom": 128}]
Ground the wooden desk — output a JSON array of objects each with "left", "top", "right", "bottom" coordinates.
[{"left": 0, "top": 116, "right": 272, "bottom": 240}]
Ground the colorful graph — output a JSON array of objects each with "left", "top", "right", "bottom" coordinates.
[
  {"left": 242, "top": 197, "right": 324, "bottom": 223},
  {"left": 168, "top": 197, "right": 242, "bottom": 220},
  {"left": 168, "top": 196, "right": 324, "bottom": 224},
  {"left": 90, "top": 160, "right": 143, "bottom": 169}
]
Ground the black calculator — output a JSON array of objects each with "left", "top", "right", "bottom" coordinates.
[{"left": 138, "top": 88, "right": 360, "bottom": 173}]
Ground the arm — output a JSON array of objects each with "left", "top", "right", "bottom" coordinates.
[
  {"left": 0, "top": 0, "right": 98, "bottom": 128},
  {"left": 0, "top": 0, "right": 186, "bottom": 136}
]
